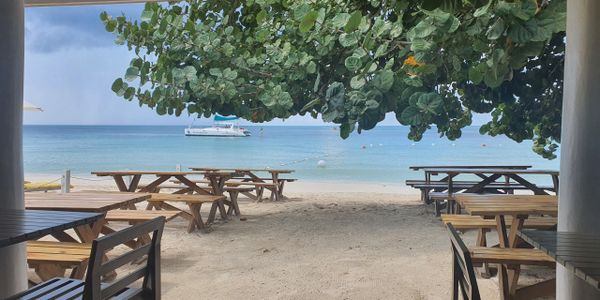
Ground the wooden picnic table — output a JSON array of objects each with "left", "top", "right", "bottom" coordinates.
[
  {"left": 425, "top": 168, "right": 559, "bottom": 214},
  {"left": 92, "top": 170, "right": 239, "bottom": 196},
  {"left": 0, "top": 209, "right": 103, "bottom": 248},
  {"left": 189, "top": 167, "right": 295, "bottom": 201},
  {"left": 457, "top": 194, "right": 558, "bottom": 299},
  {"left": 25, "top": 192, "right": 150, "bottom": 243},
  {"left": 518, "top": 230, "right": 600, "bottom": 291},
  {"left": 409, "top": 165, "right": 531, "bottom": 171},
  {"left": 25, "top": 192, "right": 151, "bottom": 279}
]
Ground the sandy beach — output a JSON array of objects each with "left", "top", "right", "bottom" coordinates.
[{"left": 25, "top": 175, "right": 556, "bottom": 299}]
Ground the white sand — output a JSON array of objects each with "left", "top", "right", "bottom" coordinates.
[{"left": 25, "top": 175, "right": 555, "bottom": 299}]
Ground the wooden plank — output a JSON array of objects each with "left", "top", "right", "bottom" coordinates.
[{"left": 409, "top": 165, "right": 531, "bottom": 171}]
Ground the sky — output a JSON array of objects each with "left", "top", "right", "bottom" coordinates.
[{"left": 23, "top": 4, "right": 490, "bottom": 127}]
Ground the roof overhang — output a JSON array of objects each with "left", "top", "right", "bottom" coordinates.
[{"left": 24, "top": 0, "right": 164, "bottom": 7}]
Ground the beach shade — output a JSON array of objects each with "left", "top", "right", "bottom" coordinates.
[{"left": 24, "top": 101, "right": 43, "bottom": 112}]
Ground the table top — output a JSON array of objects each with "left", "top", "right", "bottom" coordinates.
[
  {"left": 0, "top": 209, "right": 103, "bottom": 248},
  {"left": 25, "top": 192, "right": 150, "bottom": 212},
  {"left": 459, "top": 195, "right": 558, "bottom": 217},
  {"left": 423, "top": 168, "right": 559, "bottom": 175},
  {"left": 409, "top": 165, "right": 531, "bottom": 171},
  {"left": 189, "top": 167, "right": 294, "bottom": 174},
  {"left": 518, "top": 230, "right": 600, "bottom": 290}
]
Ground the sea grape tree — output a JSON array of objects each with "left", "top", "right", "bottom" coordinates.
[{"left": 103, "top": 0, "right": 565, "bottom": 158}]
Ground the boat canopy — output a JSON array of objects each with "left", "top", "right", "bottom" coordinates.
[{"left": 214, "top": 115, "right": 239, "bottom": 122}]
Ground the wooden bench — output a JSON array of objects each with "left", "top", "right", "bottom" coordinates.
[
  {"left": 27, "top": 241, "right": 92, "bottom": 281},
  {"left": 446, "top": 224, "right": 555, "bottom": 299},
  {"left": 147, "top": 194, "right": 227, "bottom": 233},
  {"left": 441, "top": 214, "right": 557, "bottom": 231},
  {"left": 10, "top": 217, "right": 165, "bottom": 300},
  {"left": 101, "top": 210, "right": 181, "bottom": 249},
  {"left": 169, "top": 179, "right": 278, "bottom": 201}
]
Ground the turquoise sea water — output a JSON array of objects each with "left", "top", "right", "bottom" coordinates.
[{"left": 24, "top": 125, "right": 560, "bottom": 184}]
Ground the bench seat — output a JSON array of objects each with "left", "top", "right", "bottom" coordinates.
[
  {"left": 105, "top": 209, "right": 181, "bottom": 222},
  {"left": 27, "top": 241, "right": 92, "bottom": 281},
  {"left": 441, "top": 214, "right": 557, "bottom": 230},
  {"left": 470, "top": 247, "right": 555, "bottom": 266},
  {"left": 147, "top": 194, "right": 227, "bottom": 233}
]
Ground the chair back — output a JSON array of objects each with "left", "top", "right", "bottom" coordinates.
[
  {"left": 446, "top": 223, "right": 481, "bottom": 300},
  {"left": 84, "top": 217, "right": 165, "bottom": 300}
]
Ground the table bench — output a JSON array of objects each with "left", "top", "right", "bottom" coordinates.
[
  {"left": 27, "top": 241, "right": 92, "bottom": 281},
  {"left": 146, "top": 194, "right": 226, "bottom": 233}
]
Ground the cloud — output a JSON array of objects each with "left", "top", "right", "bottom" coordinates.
[{"left": 25, "top": 4, "right": 144, "bottom": 53}]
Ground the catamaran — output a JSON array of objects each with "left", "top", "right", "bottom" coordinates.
[{"left": 184, "top": 115, "right": 251, "bottom": 137}]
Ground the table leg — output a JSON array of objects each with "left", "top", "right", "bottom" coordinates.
[
  {"left": 226, "top": 191, "right": 241, "bottom": 216},
  {"left": 187, "top": 203, "right": 206, "bottom": 232},
  {"left": 508, "top": 174, "right": 548, "bottom": 195},
  {"left": 139, "top": 176, "right": 171, "bottom": 193},
  {"left": 128, "top": 174, "right": 142, "bottom": 192},
  {"left": 113, "top": 175, "right": 128, "bottom": 192},
  {"left": 175, "top": 175, "right": 212, "bottom": 195},
  {"left": 495, "top": 215, "right": 527, "bottom": 299}
]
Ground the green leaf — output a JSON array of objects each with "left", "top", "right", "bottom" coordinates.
[
  {"left": 344, "top": 56, "right": 362, "bottom": 72},
  {"left": 301, "top": 98, "right": 321, "bottom": 112},
  {"left": 345, "top": 11, "right": 362, "bottom": 33},
  {"left": 222, "top": 68, "right": 237, "bottom": 80},
  {"left": 400, "top": 106, "right": 423, "bottom": 125},
  {"left": 408, "top": 20, "right": 436, "bottom": 39},
  {"left": 340, "top": 122, "right": 355, "bottom": 139},
  {"left": 350, "top": 76, "right": 366, "bottom": 89},
  {"left": 256, "top": 10, "right": 268, "bottom": 23},
  {"left": 209, "top": 68, "right": 222, "bottom": 77},
  {"left": 111, "top": 78, "right": 124, "bottom": 93},
  {"left": 141, "top": 9, "right": 154, "bottom": 22},
  {"left": 124, "top": 67, "right": 139, "bottom": 81},
  {"left": 508, "top": 20, "right": 540, "bottom": 43},
  {"left": 372, "top": 70, "right": 394, "bottom": 92},
  {"left": 487, "top": 18, "right": 505, "bottom": 40},
  {"left": 416, "top": 93, "right": 443, "bottom": 114},
  {"left": 339, "top": 33, "right": 359, "bottom": 47},
  {"left": 300, "top": 10, "right": 319, "bottom": 33},
  {"left": 468, "top": 64, "right": 485, "bottom": 84},
  {"left": 331, "top": 13, "right": 350, "bottom": 28},
  {"left": 474, "top": 0, "right": 492, "bottom": 17},
  {"left": 374, "top": 42, "right": 388, "bottom": 58},
  {"left": 306, "top": 61, "right": 317, "bottom": 74}
]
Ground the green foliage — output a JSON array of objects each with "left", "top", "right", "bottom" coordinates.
[{"left": 103, "top": 0, "right": 566, "bottom": 159}]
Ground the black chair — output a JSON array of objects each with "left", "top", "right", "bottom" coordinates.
[
  {"left": 447, "top": 223, "right": 481, "bottom": 300},
  {"left": 10, "top": 216, "right": 166, "bottom": 300}
]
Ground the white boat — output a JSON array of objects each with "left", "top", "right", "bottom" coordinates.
[{"left": 185, "top": 116, "right": 251, "bottom": 137}]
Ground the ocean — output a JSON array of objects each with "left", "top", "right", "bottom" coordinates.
[{"left": 23, "top": 125, "right": 560, "bottom": 184}]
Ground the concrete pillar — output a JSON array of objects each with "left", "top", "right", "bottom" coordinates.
[
  {"left": 0, "top": 0, "right": 26, "bottom": 297},
  {"left": 558, "top": 0, "right": 600, "bottom": 298}
]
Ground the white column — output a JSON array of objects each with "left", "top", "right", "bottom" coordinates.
[
  {"left": 0, "top": 0, "right": 26, "bottom": 297},
  {"left": 558, "top": 0, "right": 600, "bottom": 299}
]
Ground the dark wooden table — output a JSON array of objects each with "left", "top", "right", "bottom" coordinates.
[
  {"left": 458, "top": 194, "right": 558, "bottom": 299},
  {"left": 409, "top": 165, "right": 531, "bottom": 171},
  {"left": 519, "top": 230, "right": 600, "bottom": 290},
  {"left": 0, "top": 209, "right": 103, "bottom": 248},
  {"left": 425, "top": 168, "right": 559, "bottom": 214}
]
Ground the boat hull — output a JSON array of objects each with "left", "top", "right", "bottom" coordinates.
[{"left": 184, "top": 128, "right": 250, "bottom": 137}]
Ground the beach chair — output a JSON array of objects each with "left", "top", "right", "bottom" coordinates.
[{"left": 10, "top": 217, "right": 165, "bottom": 300}]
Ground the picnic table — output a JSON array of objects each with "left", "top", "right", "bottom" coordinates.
[
  {"left": 425, "top": 168, "right": 559, "bottom": 214},
  {"left": 25, "top": 192, "right": 150, "bottom": 243},
  {"left": 518, "top": 230, "right": 600, "bottom": 291},
  {"left": 92, "top": 170, "right": 239, "bottom": 196},
  {"left": 409, "top": 165, "right": 532, "bottom": 171},
  {"left": 189, "top": 167, "right": 295, "bottom": 201},
  {"left": 0, "top": 209, "right": 103, "bottom": 248},
  {"left": 456, "top": 194, "right": 558, "bottom": 299}
]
